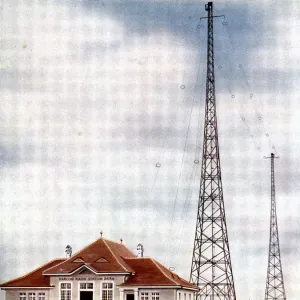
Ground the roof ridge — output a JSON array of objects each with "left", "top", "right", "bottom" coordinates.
[
  {"left": 1, "top": 258, "right": 65, "bottom": 286},
  {"left": 102, "top": 239, "right": 131, "bottom": 273},
  {"left": 101, "top": 238, "right": 127, "bottom": 246},
  {"left": 104, "top": 239, "right": 136, "bottom": 257},
  {"left": 150, "top": 259, "right": 179, "bottom": 285}
]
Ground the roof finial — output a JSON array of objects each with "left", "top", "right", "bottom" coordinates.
[
  {"left": 100, "top": 231, "right": 103, "bottom": 238},
  {"left": 120, "top": 238, "right": 123, "bottom": 244}
]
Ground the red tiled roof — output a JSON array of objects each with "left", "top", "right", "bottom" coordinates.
[
  {"left": 43, "top": 238, "right": 136, "bottom": 275},
  {"left": 154, "top": 259, "right": 197, "bottom": 289},
  {"left": 0, "top": 238, "right": 196, "bottom": 290},
  {"left": 0, "top": 259, "right": 66, "bottom": 288},
  {"left": 119, "top": 258, "right": 197, "bottom": 290}
]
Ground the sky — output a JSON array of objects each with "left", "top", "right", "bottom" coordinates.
[{"left": 0, "top": 0, "right": 300, "bottom": 299}]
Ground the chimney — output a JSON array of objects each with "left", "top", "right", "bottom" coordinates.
[
  {"left": 137, "top": 243, "right": 144, "bottom": 257},
  {"left": 65, "top": 245, "right": 72, "bottom": 258}
]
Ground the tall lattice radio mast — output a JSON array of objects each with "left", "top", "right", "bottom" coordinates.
[{"left": 190, "top": 3, "right": 236, "bottom": 300}]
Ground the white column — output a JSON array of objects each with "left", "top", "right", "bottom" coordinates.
[
  {"left": 120, "top": 289, "right": 124, "bottom": 300},
  {"left": 134, "top": 289, "right": 139, "bottom": 300}
]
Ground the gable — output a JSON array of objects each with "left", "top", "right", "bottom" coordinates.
[{"left": 77, "top": 268, "right": 95, "bottom": 275}]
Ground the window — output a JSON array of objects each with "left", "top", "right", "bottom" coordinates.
[
  {"left": 61, "top": 282, "right": 72, "bottom": 300},
  {"left": 141, "top": 293, "right": 148, "bottom": 300},
  {"left": 80, "top": 283, "right": 93, "bottom": 290},
  {"left": 29, "top": 293, "right": 36, "bottom": 300},
  {"left": 38, "top": 293, "right": 46, "bottom": 300},
  {"left": 189, "top": 295, "right": 191, "bottom": 300},
  {"left": 151, "top": 293, "right": 159, "bottom": 300},
  {"left": 178, "top": 293, "right": 181, "bottom": 300},
  {"left": 184, "top": 294, "right": 186, "bottom": 300},
  {"left": 102, "top": 282, "right": 113, "bottom": 300},
  {"left": 20, "top": 293, "right": 26, "bottom": 300}
]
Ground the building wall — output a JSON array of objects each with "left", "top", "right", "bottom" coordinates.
[
  {"left": 49, "top": 274, "right": 125, "bottom": 300},
  {"left": 3, "top": 280, "right": 196, "bottom": 300}
]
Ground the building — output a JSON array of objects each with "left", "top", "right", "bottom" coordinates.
[{"left": 0, "top": 236, "right": 198, "bottom": 300}]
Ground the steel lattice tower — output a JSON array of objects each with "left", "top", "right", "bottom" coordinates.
[
  {"left": 264, "top": 153, "right": 287, "bottom": 300},
  {"left": 190, "top": 2, "right": 236, "bottom": 300}
]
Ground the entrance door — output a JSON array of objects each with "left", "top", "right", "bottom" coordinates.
[
  {"left": 126, "top": 294, "right": 134, "bottom": 300},
  {"left": 80, "top": 291, "right": 93, "bottom": 300}
]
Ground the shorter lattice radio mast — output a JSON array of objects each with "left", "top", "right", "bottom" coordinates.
[{"left": 264, "top": 153, "right": 287, "bottom": 300}]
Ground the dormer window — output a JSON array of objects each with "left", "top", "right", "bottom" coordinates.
[
  {"left": 72, "top": 258, "right": 85, "bottom": 263},
  {"left": 96, "top": 257, "right": 108, "bottom": 263}
]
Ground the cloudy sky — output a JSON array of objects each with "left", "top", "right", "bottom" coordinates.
[{"left": 0, "top": 0, "right": 300, "bottom": 299}]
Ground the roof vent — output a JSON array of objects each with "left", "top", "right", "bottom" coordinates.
[
  {"left": 137, "top": 243, "right": 144, "bottom": 257},
  {"left": 96, "top": 257, "right": 108, "bottom": 263},
  {"left": 65, "top": 245, "right": 72, "bottom": 258},
  {"left": 73, "top": 258, "right": 85, "bottom": 263}
]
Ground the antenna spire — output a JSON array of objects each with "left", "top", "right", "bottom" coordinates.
[
  {"left": 190, "top": 3, "right": 236, "bottom": 300},
  {"left": 264, "top": 153, "right": 287, "bottom": 300}
]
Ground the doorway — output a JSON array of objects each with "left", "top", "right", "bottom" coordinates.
[
  {"left": 126, "top": 294, "right": 134, "bottom": 300},
  {"left": 80, "top": 291, "right": 93, "bottom": 300}
]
